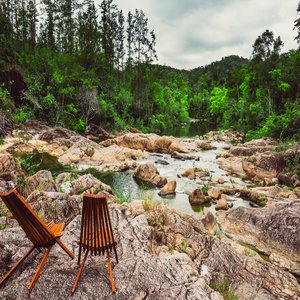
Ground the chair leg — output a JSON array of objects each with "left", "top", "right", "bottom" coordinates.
[
  {"left": 107, "top": 253, "right": 115, "bottom": 293},
  {"left": 72, "top": 250, "right": 89, "bottom": 295},
  {"left": 77, "top": 245, "right": 82, "bottom": 266},
  {"left": 0, "top": 246, "right": 35, "bottom": 287},
  {"left": 56, "top": 239, "right": 74, "bottom": 259},
  {"left": 28, "top": 245, "right": 52, "bottom": 292}
]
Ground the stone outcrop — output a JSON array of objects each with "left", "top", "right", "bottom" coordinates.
[
  {"left": 27, "top": 190, "right": 80, "bottom": 224},
  {"left": 0, "top": 202, "right": 298, "bottom": 300},
  {"left": 221, "top": 199, "right": 300, "bottom": 274},
  {"left": 101, "top": 133, "right": 201, "bottom": 154},
  {"left": 202, "top": 129, "right": 244, "bottom": 142},
  {"left": 133, "top": 163, "right": 167, "bottom": 187},
  {"left": 158, "top": 181, "right": 176, "bottom": 196},
  {"left": 181, "top": 168, "right": 196, "bottom": 179},
  {"left": 24, "top": 170, "right": 56, "bottom": 197}
]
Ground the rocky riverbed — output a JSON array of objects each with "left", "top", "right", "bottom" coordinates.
[{"left": 0, "top": 123, "right": 299, "bottom": 299}]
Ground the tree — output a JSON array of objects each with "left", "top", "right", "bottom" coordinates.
[
  {"left": 294, "top": 1, "right": 300, "bottom": 47},
  {"left": 252, "top": 29, "right": 283, "bottom": 61},
  {"left": 100, "top": 0, "right": 118, "bottom": 67}
]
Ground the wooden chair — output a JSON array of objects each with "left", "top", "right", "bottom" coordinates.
[
  {"left": 72, "top": 193, "right": 118, "bottom": 294},
  {"left": 0, "top": 189, "right": 74, "bottom": 292}
]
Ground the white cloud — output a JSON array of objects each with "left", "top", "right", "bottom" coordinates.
[{"left": 96, "top": 0, "right": 299, "bottom": 69}]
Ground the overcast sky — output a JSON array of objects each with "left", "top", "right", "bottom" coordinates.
[{"left": 99, "top": 0, "right": 299, "bottom": 70}]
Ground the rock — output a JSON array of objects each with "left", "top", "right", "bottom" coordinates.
[
  {"left": 242, "top": 160, "right": 276, "bottom": 180},
  {"left": 272, "top": 177, "right": 279, "bottom": 185},
  {"left": 85, "top": 124, "right": 111, "bottom": 140},
  {"left": 0, "top": 201, "right": 298, "bottom": 300},
  {"left": 27, "top": 190, "right": 80, "bottom": 224},
  {"left": 54, "top": 172, "right": 73, "bottom": 186},
  {"left": 68, "top": 174, "right": 112, "bottom": 195},
  {"left": 201, "top": 212, "right": 217, "bottom": 235},
  {"left": 0, "top": 153, "right": 17, "bottom": 174},
  {"left": 39, "top": 127, "right": 77, "bottom": 142},
  {"left": 216, "top": 177, "right": 225, "bottom": 184},
  {"left": 24, "top": 170, "right": 56, "bottom": 197},
  {"left": 198, "top": 141, "right": 217, "bottom": 150},
  {"left": 171, "top": 151, "right": 196, "bottom": 160},
  {"left": 101, "top": 133, "right": 200, "bottom": 154},
  {"left": 133, "top": 163, "right": 167, "bottom": 188},
  {"left": 207, "top": 188, "right": 221, "bottom": 199},
  {"left": 158, "top": 181, "right": 176, "bottom": 196},
  {"left": 222, "top": 199, "right": 300, "bottom": 274},
  {"left": 189, "top": 189, "right": 211, "bottom": 205},
  {"left": 215, "top": 198, "right": 229, "bottom": 210},
  {"left": 202, "top": 129, "right": 244, "bottom": 142},
  {"left": 155, "top": 159, "right": 169, "bottom": 165},
  {"left": 277, "top": 173, "right": 294, "bottom": 186},
  {"left": 0, "top": 115, "right": 13, "bottom": 137},
  {"left": 181, "top": 168, "right": 196, "bottom": 180}
]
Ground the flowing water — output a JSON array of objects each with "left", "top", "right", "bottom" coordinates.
[{"left": 96, "top": 141, "right": 251, "bottom": 219}]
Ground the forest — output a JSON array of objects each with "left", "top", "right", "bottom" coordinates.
[{"left": 0, "top": 0, "right": 300, "bottom": 140}]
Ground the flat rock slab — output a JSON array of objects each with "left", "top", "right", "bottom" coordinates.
[{"left": 0, "top": 202, "right": 298, "bottom": 300}]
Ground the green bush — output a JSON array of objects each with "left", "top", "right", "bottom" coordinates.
[{"left": 12, "top": 106, "right": 35, "bottom": 124}]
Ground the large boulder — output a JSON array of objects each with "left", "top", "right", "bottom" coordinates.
[
  {"left": 188, "top": 188, "right": 211, "bottom": 206},
  {"left": 27, "top": 191, "right": 80, "bottom": 224},
  {"left": 0, "top": 153, "right": 17, "bottom": 174},
  {"left": 158, "top": 181, "right": 176, "bottom": 196},
  {"left": 101, "top": 133, "right": 200, "bottom": 154},
  {"left": 222, "top": 199, "right": 300, "bottom": 274},
  {"left": 66, "top": 173, "right": 112, "bottom": 195},
  {"left": 133, "top": 163, "right": 167, "bottom": 187},
  {"left": 24, "top": 170, "right": 56, "bottom": 197}
]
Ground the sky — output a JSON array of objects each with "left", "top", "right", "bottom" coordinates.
[{"left": 99, "top": 0, "right": 299, "bottom": 70}]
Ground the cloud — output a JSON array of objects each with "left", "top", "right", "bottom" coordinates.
[{"left": 98, "top": 0, "right": 298, "bottom": 69}]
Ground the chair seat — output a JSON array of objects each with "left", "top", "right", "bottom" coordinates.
[{"left": 46, "top": 221, "right": 64, "bottom": 238}]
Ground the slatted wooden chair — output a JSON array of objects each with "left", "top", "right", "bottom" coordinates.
[
  {"left": 0, "top": 189, "right": 74, "bottom": 292},
  {"left": 72, "top": 193, "right": 118, "bottom": 294}
]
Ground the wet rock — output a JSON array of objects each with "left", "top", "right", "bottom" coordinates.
[
  {"left": 207, "top": 188, "right": 221, "bottom": 199},
  {"left": 171, "top": 151, "right": 196, "bottom": 160},
  {"left": 158, "top": 181, "right": 176, "bottom": 196},
  {"left": 189, "top": 189, "right": 211, "bottom": 205},
  {"left": 215, "top": 198, "right": 231, "bottom": 210},
  {"left": 181, "top": 168, "right": 196, "bottom": 180},
  {"left": 155, "top": 159, "right": 169, "bottom": 165},
  {"left": 201, "top": 212, "right": 217, "bottom": 235},
  {"left": 24, "top": 170, "right": 56, "bottom": 197},
  {"left": 133, "top": 163, "right": 167, "bottom": 188},
  {"left": 198, "top": 141, "right": 217, "bottom": 150}
]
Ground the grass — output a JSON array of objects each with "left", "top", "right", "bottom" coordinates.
[
  {"left": 201, "top": 183, "right": 209, "bottom": 195},
  {"left": 0, "top": 136, "right": 4, "bottom": 145},
  {"left": 210, "top": 278, "right": 239, "bottom": 300}
]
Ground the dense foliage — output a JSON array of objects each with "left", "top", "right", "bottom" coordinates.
[{"left": 0, "top": 0, "right": 299, "bottom": 140}]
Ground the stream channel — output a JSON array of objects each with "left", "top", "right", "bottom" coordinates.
[{"left": 99, "top": 140, "right": 251, "bottom": 218}]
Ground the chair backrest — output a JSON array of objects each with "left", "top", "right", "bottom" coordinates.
[
  {"left": 0, "top": 189, "right": 53, "bottom": 247},
  {"left": 80, "top": 193, "right": 116, "bottom": 256}
]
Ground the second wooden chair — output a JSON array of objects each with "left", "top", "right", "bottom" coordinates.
[{"left": 72, "top": 193, "right": 118, "bottom": 294}]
